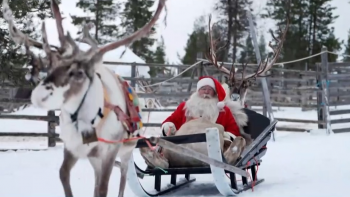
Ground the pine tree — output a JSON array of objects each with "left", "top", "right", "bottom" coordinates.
[
  {"left": 239, "top": 35, "right": 256, "bottom": 63},
  {"left": 71, "top": 0, "right": 121, "bottom": 44},
  {"left": 180, "top": 32, "right": 203, "bottom": 77},
  {"left": 263, "top": 0, "right": 309, "bottom": 70},
  {"left": 180, "top": 15, "right": 226, "bottom": 76},
  {"left": 0, "top": 0, "right": 57, "bottom": 85},
  {"left": 120, "top": 0, "right": 156, "bottom": 63},
  {"left": 215, "top": 0, "right": 255, "bottom": 62},
  {"left": 343, "top": 30, "right": 350, "bottom": 62},
  {"left": 153, "top": 37, "right": 166, "bottom": 64},
  {"left": 307, "top": 0, "right": 341, "bottom": 65},
  {"left": 180, "top": 16, "right": 207, "bottom": 76},
  {"left": 148, "top": 36, "right": 170, "bottom": 77},
  {"left": 263, "top": 0, "right": 341, "bottom": 70},
  {"left": 323, "top": 27, "right": 342, "bottom": 62}
]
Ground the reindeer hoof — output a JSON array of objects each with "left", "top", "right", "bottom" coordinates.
[{"left": 81, "top": 129, "right": 98, "bottom": 144}]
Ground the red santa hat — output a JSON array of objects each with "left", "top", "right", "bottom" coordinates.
[{"left": 196, "top": 76, "right": 226, "bottom": 109}]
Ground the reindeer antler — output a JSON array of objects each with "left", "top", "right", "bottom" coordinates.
[
  {"left": 2, "top": 0, "right": 166, "bottom": 83},
  {"left": 50, "top": 0, "right": 65, "bottom": 49},
  {"left": 59, "top": 0, "right": 166, "bottom": 63},
  {"left": 206, "top": 13, "right": 289, "bottom": 87},
  {"left": 97, "top": 0, "right": 166, "bottom": 55},
  {"left": 242, "top": 18, "right": 289, "bottom": 81},
  {"left": 2, "top": 0, "right": 49, "bottom": 83},
  {"left": 205, "top": 15, "right": 232, "bottom": 77},
  {"left": 76, "top": 22, "right": 98, "bottom": 48},
  {"left": 1, "top": 0, "right": 59, "bottom": 50},
  {"left": 1, "top": 0, "right": 71, "bottom": 82},
  {"left": 204, "top": 8, "right": 289, "bottom": 105}
]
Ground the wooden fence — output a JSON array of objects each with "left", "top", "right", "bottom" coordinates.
[
  {"left": 0, "top": 107, "right": 324, "bottom": 148},
  {"left": 1, "top": 49, "right": 350, "bottom": 148}
]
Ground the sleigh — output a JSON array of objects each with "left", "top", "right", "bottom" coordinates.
[{"left": 126, "top": 108, "right": 277, "bottom": 196}]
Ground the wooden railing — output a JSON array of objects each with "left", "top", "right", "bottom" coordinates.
[{"left": 0, "top": 107, "right": 325, "bottom": 148}]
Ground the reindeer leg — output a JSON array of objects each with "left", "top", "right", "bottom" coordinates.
[
  {"left": 60, "top": 148, "right": 78, "bottom": 197},
  {"left": 88, "top": 157, "right": 102, "bottom": 197},
  {"left": 117, "top": 141, "right": 138, "bottom": 197},
  {"left": 98, "top": 146, "right": 120, "bottom": 197},
  {"left": 117, "top": 154, "right": 131, "bottom": 197}
]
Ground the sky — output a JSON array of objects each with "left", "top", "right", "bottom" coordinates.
[{"left": 40, "top": 0, "right": 350, "bottom": 64}]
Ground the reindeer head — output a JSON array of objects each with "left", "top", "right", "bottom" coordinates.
[
  {"left": 205, "top": 14, "right": 289, "bottom": 106},
  {"left": 2, "top": 0, "right": 166, "bottom": 110}
]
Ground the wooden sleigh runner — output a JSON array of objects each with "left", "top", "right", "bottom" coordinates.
[{"left": 125, "top": 108, "right": 277, "bottom": 196}]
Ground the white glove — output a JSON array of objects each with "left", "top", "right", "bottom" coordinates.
[{"left": 161, "top": 122, "right": 176, "bottom": 136}]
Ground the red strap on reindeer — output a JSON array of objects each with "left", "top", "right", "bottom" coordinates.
[{"left": 103, "top": 76, "right": 142, "bottom": 134}]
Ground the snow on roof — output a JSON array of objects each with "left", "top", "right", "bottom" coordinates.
[{"left": 75, "top": 42, "right": 150, "bottom": 78}]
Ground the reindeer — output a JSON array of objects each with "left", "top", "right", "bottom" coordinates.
[
  {"left": 204, "top": 14, "right": 289, "bottom": 144},
  {"left": 2, "top": 0, "right": 166, "bottom": 196},
  {"left": 207, "top": 16, "right": 289, "bottom": 107}
]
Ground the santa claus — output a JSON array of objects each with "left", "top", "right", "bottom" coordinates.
[
  {"left": 161, "top": 76, "right": 241, "bottom": 138},
  {"left": 139, "top": 76, "right": 248, "bottom": 168}
]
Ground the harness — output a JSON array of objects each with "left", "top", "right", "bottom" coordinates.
[
  {"left": 69, "top": 87, "right": 104, "bottom": 128},
  {"left": 68, "top": 72, "right": 142, "bottom": 136},
  {"left": 69, "top": 75, "right": 104, "bottom": 131}
]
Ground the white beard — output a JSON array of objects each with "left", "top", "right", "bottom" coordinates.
[{"left": 184, "top": 92, "right": 219, "bottom": 123}]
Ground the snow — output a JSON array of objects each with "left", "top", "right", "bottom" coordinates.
[
  {"left": 0, "top": 137, "right": 48, "bottom": 150},
  {"left": 1, "top": 105, "right": 350, "bottom": 196}
]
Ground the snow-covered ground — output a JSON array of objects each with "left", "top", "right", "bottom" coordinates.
[{"left": 0, "top": 105, "right": 349, "bottom": 196}]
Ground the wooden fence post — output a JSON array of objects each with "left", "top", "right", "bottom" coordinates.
[
  {"left": 320, "top": 46, "right": 331, "bottom": 134},
  {"left": 47, "top": 110, "right": 56, "bottom": 147},
  {"left": 299, "top": 74, "right": 306, "bottom": 111},
  {"left": 131, "top": 63, "right": 136, "bottom": 88},
  {"left": 316, "top": 62, "right": 323, "bottom": 129}
]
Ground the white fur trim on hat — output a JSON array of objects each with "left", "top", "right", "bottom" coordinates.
[
  {"left": 217, "top": 101, "right": 225, "bottom": 109},
  {"left": 197, "top": 78, "right": 215, "bottom": 91}
]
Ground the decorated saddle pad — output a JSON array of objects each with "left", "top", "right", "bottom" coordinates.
[
  {"left": 116, "top": 74, "right": 143, "bottom": 132},
  {"left": 97, "top": 73, "right": 143, "bottom": 134},
  {"left": 102, "top": 86, "right": 112, "bottom": 118}
]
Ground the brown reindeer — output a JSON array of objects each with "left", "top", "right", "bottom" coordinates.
[
  {"left": 206, "top": 14, "right": 290, "bottom": 107},
  {"left": 205, "top": 14, "right": 289, "bottom": 144}
]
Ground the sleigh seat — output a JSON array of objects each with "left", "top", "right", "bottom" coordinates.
[{"left": 127, "top": 108, "right": 276, "bottom": 196}]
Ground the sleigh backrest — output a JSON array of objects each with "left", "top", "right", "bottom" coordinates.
[{"left": 241, "top": 108, "right": 270, "bottom": 139}]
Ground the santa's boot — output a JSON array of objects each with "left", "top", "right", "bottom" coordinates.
[{"left": 223, "top": 132, "right": 246, "bottom": 165}]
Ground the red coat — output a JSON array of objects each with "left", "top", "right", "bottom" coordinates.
[{"left": 162, "top": 102, "right": 241, "bottom": 137}]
